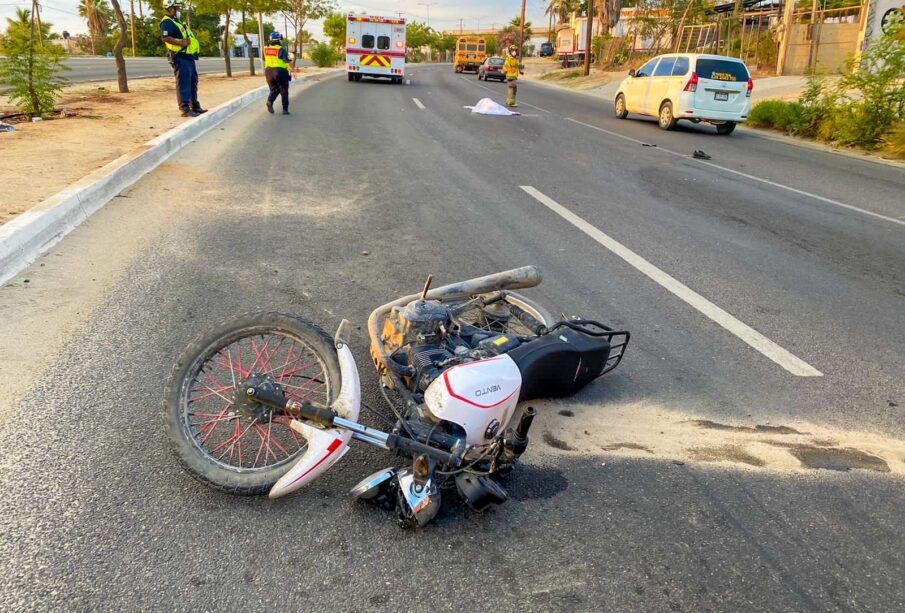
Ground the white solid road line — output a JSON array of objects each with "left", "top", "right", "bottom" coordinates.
[
  {"left": 412, "top": 97, "right": 426, "bottom": 110},
  {"left": 565, "top": 118, "right": 905, "bottom": 228},
  {"left": 520, "top": 185, "right": 824, "bottom": 377}
]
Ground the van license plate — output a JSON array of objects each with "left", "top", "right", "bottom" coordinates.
[{"left": 714, "top": 92, "right": 729, "bottom": 101}]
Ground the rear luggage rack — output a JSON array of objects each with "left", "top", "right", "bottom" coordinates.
[{"left": 548, "top": 319, "right": 630, "bottom": 375}]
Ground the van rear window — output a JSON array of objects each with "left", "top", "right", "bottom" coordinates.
[
  {"left": 695, "top": 59, "right": 749, "bottom": 82},
  {"left": 377, "top": 35, "right": 390, "bottom": 50},
  {"left": 362, "top": 34, "right": 374, "bottom": 49}
]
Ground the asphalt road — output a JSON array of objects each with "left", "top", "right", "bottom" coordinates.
[{"left": 1, "top": 65, "right": 903, "bottom": 611}]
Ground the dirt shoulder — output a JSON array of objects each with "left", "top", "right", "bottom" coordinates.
[{"left": 0, "top": 68, "right": 331, "bottom": 225}]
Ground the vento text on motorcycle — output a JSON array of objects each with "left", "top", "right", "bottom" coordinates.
[{"left": 163, "top": 266, "right": 630, "bottom": 528}]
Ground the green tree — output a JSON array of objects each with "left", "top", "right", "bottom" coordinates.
[
  {"left": 78, "top": 0, "right": 114, "bottom": 54},
  {"left": 405, "top": 21, "right": 436, "bottom": 48},
  {"left": 191, "top": 12, "right": 225, "bottom": 56},
  {"left": 0, "top": 9, "right": 69, "bottom": 116},
  {"left": 322, "top": 11, "right": 345, "bottom": 49},
  {"left": 485, "top": 33, "right": 497, "bottom": 56},
  {"left": 236, "top": 17, "right": 273, "bottom": 36},
  {"left": 281, "top": 0, "right": 335, "bottom": 59},
  {"left": 195, "top": 0, "right": 235, "bottom": 75},
  {"left": 308, "top": 40, "right": 336, "bottom": 66}
]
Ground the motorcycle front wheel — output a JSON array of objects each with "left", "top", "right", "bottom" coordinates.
[{"left": 162, "top": 312, "right": 341, "bottom": 495}]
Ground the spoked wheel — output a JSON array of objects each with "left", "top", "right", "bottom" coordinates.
[
  {"left": 444, "top": 291, "right": 555, "bottom": 338},
  {"left": 163, "top": 312, "right": 341, "bottom": 495}
]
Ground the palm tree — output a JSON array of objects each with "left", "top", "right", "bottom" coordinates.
[
  {"left": 597, "top": 0, "right": 623, "bottom": 34},
  {"left": 78, "top": 0, "right": 113, "bottom": 55}
]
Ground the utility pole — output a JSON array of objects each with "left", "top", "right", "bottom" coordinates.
[
  {"left": 31, "top": 0, "right": 44, "bottom": 48},
  {"left": 518, "top": 0, "right": 526, "bottom": 57},
  {"left": 458, "top": 18, "right": 463, "bottom": 35},
  {"left": 418, "top": 2, "right": 436, "bottom": 29},
  {"left": 257, "top": 12, "right": 266, "bottom": 70},
  {"left": 583, "top": 0, "right": 594, "bottom": 75},
  {"left": 130, "top": 0, "right": 136, "bottom": 57}
]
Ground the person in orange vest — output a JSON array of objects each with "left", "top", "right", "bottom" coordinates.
[{"left": 263, "top": 32, "right": 295, "bottom": 115}]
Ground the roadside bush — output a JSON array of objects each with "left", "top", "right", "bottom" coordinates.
[
  {"left": 883, "top": 121, "right": 905, "bottom": 158},
  {"left": 747, "top": 99, "right": 802, "bottom": 131},
  {"left": 309, "top": 42, "right": 337, "bottom": 67},
  {"left": 0, "top": 9, "right": 68, "bottom": 116},
  {"left": 750, "top": 15, "right": 903, "bottom": 152}
]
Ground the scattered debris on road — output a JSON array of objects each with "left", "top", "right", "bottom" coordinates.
[{"left": 693, "top": 150, "right": 712, "bottom": 160}]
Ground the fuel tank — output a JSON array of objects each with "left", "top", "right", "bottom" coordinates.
[{"left": 423, "top": 355, "right": 522, "bottom": 445}]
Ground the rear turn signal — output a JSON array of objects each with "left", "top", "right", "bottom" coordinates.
[
  {"left": 747, "top": 78, "right": 754, "bottom": 97},
  {"left": 396, "top": 40, "right": 404, "bottom": 48},
  {"left": 683, "top": 72, "right": 698, "bottom": 93},
  {"left": 348, "top": 37, "right": 356, "bottom": 45}
]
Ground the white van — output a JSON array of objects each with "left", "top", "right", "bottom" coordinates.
[{"left": 614, "top": 53, "right": 752, "bottom": 134}]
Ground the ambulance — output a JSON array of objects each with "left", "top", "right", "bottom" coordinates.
[{"left": 345, "top": 14, "right": 406, "bottom": 83}]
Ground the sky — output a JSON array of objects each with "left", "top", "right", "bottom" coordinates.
[{"left": 0, "top": 0, "right": 553, "bottom": 42}]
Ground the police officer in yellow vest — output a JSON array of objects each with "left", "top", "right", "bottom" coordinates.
[
  {"left": 160, "top": 0, "right": 205, "bottom": 117},
  {"left": 263, "top": 32, "right": 295, "bottom": 115}
]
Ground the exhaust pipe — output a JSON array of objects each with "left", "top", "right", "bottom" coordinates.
[{"left": 502, "top": 406, "right": 536, "bottom": 462}]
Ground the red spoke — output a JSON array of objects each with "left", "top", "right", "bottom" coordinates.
[
  {"left": 189, "top": 384, "right": 234, "bottom": 403},
  {"left": 264, "top": 352, "right": 312, "bottom": 379},
  {"left": 213, "top": 418, "right": 257, "bottom": 455},
  {"left": 198, "top": 402, "right": 232, "bottom": 443},
  {"left": 278, "top": 360, "right": 320, "bottom": 380},
  {"left": 272, "top": 415, "right": 301, "bottom": 446},
  {"left": 253, "top": 423, "right": 283, "bottom": 460},
  {"left": 279, "top": 344, "right": 297, "bottom": 380},
  {"left": 258, "top": 422, "right": 287, "bottom": 455},
  {"left": 258, "top": 337, "right": 284, "bottom": 374},
  {"left": 248, "top": 337, "right": 267, "bottom": 373},
  {"left": 210, "top": 354, "right": 244, "bottom": 380}
]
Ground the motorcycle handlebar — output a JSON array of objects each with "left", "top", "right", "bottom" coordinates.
[{"left": 368, "top": 266, "right": 543, "bottom": 375}]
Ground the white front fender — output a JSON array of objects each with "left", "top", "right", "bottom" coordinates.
[{"left": 269, "top": 338, "right": 361, "bottom": 499}]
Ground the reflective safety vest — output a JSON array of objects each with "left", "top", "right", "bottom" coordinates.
[
  {"left": 161, "top": 17, "right": 200, "bottom": 55},
  {"left": 263, "top": 44, "right": 289, "bottom": 70}
]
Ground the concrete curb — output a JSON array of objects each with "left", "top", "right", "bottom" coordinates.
[{"left": 0, "top": 70, "right": 342, "bottom": 286}]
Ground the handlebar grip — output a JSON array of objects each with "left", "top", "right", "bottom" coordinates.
[{"left": 387, "top": 434, "right": 461, "bottom": 467}]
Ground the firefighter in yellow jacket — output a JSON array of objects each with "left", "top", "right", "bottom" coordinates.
[{"left": 502, "top": 44, "right": 524, "bottom": 107}]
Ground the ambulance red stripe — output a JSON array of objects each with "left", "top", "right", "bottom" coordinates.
[{"left": 346, "top": 49, "right": 405, "bottom": 58}]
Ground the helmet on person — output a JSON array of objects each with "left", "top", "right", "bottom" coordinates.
[
  {"left": 270, "top": 31, "right": 283, "bottom": 42},
  {"left": 165, "top": 0, "right": 181, "bottom": 9},
  {"left": 508, "top": 44, "right": 518, "bottom": 52}
]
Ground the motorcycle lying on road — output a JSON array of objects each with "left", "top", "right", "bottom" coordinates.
[{"left": 163, "top": 266, "right": 629, "bottom": 527}]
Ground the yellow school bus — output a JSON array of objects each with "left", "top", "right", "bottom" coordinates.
[{"left": 454, "top": 36, "right": 486, "bottom": 73}]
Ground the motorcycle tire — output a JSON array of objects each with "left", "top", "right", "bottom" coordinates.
[{"left": 163, "top": 312, "right": 342, "bottom": 496}]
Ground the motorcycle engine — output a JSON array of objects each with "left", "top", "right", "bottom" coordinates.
[{"left": 377, "top": 298, "right": 521, "bottom": 394}]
